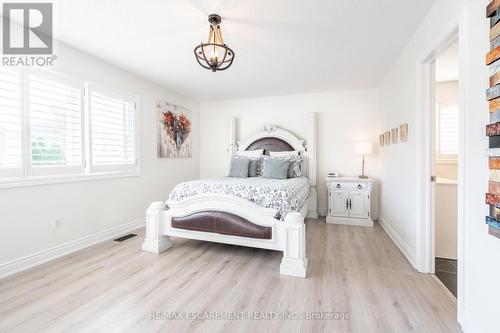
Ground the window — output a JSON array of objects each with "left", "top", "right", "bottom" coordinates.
[
  {"left": 436, "top": 103, "right": 459, "bottom": 162},
  {"left": 0, "top": 68, "right": 22, "bottom": 178},
  {"left": 88, "top": 85, "right": 137, "bottom": 173},
  {"left": 30, "top": 71, "right": 83, "bottom": 176},
  {"left": 0, "top": 69, "right": 139, "bottom": 187}
]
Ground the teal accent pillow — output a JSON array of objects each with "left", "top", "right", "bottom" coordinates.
[
  {"left": 229, "top": 158, "right": 250, "bottom": 178},
  {"left": 263, "top": 158, "right": 290, "bottom": 179}
]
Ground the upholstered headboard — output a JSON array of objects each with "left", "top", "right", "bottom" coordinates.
[
  {"left": 246, "top": 137, "right": 294, "bottom": 154},
  {"left": 237, "top": 125, "right": 305, "bottom": 153}
]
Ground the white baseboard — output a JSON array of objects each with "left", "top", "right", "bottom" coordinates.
[
  {"left": 0, "top": 218, "right": 145, "bottom": 279},
  {"left": 317, "top": 208, "right": 328, "bottom": 217},
  {"left": 377, "top": 216, "right": 416, "bottom": 268},
  {"left": 458, "top": 313, "right": 473, "bottom": 333},
  {"left": 326, "top": 215, "right": 374, "bottom": 227}
]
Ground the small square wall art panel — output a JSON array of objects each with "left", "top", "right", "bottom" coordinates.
[
  {"left": 391, "top": 128, "right": 399, "bottom": 144},
  {"left": 384, "top": 131, "right": 391, "bottom": 145},
  {"left": 379, "top": 134, "right": 385, "bottom": 147},
  {"left": 157, "top": 99, "right": 192, "bottom": 158},
  {"left": 400, "top": 123, "right": 408, "bottom": 142}
]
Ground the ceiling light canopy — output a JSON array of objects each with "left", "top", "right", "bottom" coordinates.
[{"left": 194, "top": 14, "right": 235, "bottom": 72}]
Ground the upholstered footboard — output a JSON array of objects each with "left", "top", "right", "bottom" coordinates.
[
  {"left": 171, "top": 211, "right": 272, "bottom": 239},
  {"left": 142, "top": 194, "right": 308, "bottom": 278}
]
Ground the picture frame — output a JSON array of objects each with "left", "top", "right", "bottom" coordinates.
[
  {"left": 379, "top": 134, "right": 385, "bottom": 147},
  {"left": 400, "top": 123, "right": 409, "bottom": 142},
  {"left": 384, "top": 131, "right": 391, "bottom": 145},
  {"left": 157, "top": 99, "right": 193, "bottom": 158},
  {"left": 391, "top": 128, "right": 399, "bottom": 144}
]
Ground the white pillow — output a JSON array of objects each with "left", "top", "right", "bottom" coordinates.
[
  {"left": 269, "top": 151, "right": 299, "bottom": 157},
  {"left": 235, "top": 149, "right": 264, "bottom": 157}
]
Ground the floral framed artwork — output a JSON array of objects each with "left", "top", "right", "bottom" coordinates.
[{"left": 157, "top": 99, "right": 192, "bottom": 158}]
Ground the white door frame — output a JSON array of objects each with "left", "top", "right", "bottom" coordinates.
[{"left": 415, "top": 8, "right": 468, "bottom": 324}]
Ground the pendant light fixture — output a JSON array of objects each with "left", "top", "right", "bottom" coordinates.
[{"left": 194, "top": 14, "right": 235, "bottom": 72}]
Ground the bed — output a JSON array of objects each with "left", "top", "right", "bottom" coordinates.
[{"left": 142, "top": 116, "right": 318, "bottom": 278}]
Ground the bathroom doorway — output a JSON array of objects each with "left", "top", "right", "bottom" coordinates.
[{"left": 433, "top": 39, "right": 459, "bottom": 297}]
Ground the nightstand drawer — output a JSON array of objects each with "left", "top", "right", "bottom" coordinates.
[{"left": 327, "top": 182, "right": 368, "bottom": 190}]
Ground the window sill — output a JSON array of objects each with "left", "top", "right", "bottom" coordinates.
[
  {"left": 0, "top": 170, "right": 140, "bottom": 189},
  {"left": 436, "top": 159, "right": 458, "bottom": 165}
]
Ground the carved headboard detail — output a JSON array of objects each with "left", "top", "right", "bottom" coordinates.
[
  {"left": 246, "top": 137, "right": 294, "bottom": 154},
  {"left": 237, "top": 125, "right": 305, "bottom": 153}
]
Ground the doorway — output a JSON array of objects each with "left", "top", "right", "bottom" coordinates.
[
  {"left": 415, "top": 16, "right": 467, "bottom": 324},
  {"left": 432, "top": 39, "right": 459, "bottom": 297}
]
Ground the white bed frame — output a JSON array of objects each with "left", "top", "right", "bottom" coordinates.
[{"left": 142, "top": 113, "right": 318, "bottom": 278}]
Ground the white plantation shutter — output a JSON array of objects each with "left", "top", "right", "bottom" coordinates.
[
  {"left": 0, "top": 69, "right": 139, "bottom": 187},
  {"left": 437, "top": 103, "right": 459, "bottom": 159},
  {"left": 29, "top": 71, "right": 83, "bottom": 175},
  {"left": 88, "top": 85, "right": 137, "bottom": 172},
  {"left": 0, "top": 68, "right": 22, "bottom": 178}
]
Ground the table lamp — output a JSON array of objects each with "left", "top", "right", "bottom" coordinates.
[{"left": 354, "top": 142, "right": 373, "bottom": 179}]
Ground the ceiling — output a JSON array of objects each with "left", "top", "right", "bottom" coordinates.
[
  {"left": 435, "top": 40, "right": 459, "bottom": 82},
  {"left": 49, "top": 0, "right": 434, "bottom": 101}
]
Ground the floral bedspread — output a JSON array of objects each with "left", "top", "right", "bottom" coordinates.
[{"left": 167, "top": 177, "right": 310, "bottom": 220}]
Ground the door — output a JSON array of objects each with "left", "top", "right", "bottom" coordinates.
[
  {"left": 330, "top": 190, "right": 349, "bottom": 217},
  {"left": 349, "top": 192, "right": 369, "bottom": 219}
]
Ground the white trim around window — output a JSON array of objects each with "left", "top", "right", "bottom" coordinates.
[
  {"left": 0, "top": 68, "right": 140, "bottom": 189},
  {"left": 86, "top": 83, "right": 140, "bottom": 175}
]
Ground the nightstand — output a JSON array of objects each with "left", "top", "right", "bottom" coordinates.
[{"left": 325, "top": 177, "right": 376, "bottom": 227}]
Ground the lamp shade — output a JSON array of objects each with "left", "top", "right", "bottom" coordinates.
[{"left": 354, "top": 142, "right": 373, "bottom": 155}]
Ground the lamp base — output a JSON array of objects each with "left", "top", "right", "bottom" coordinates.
[{"left": 358, "top": 175, "right": 368, "bottom": 179}]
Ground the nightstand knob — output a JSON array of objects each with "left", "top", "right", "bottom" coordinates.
[
  {"left": 358, "top": 184, "right": 362, "bottom": 189},
  {"left": 336, "top": 184, "right": 341, "bottom": 188}
]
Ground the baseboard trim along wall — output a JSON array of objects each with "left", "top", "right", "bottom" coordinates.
[
  {"left": 458, "top": 314, "right": 472, "bottom": 333},
  {"left": 0, "top": 218, "right": 145, "bottom": 279},
  {"left": 377, "top": 216, "right": 416, "bottom": 268},
  {"left": 317, "top": 208, "right": 328, "bottom": 217}
]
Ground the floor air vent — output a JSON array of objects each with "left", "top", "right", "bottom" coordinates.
[{"left": 114, "top": 234, "right": 138, "bottom": 242}]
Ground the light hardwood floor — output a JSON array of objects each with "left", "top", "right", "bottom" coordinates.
[{"left": 0, "top": 218, "right": 461, "bottom": 333}]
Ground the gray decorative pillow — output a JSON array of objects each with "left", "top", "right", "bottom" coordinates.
[
  {"left": 229, "top": 157, "right": 250, "bottom": 178},
  {"left": 263, "top": 155, "right": 302, "bottom": 178},
  {"left": 233, "top": 155, "right": 260, "bottom": 177},
  {"left": 263, "top": 158, "right": 290, "bottom": 179}
]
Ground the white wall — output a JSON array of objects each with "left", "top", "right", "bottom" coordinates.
[
  {"left": 435, "top": 181, "right": 458, "bottom": 259},
  {"left": 462, "top": 1, "right": 500, "bottom": 332},
  {"left": 378, "top": 0, "right": 465, "bottom": 263},
  {"left": 199, "top": 89, "right": 382, "bottom": 216},
  {"left": 0, "top": 41, "right": 199, "bottom": 265},
  {"left": 379, "top": 0, "right": 500, "bottom": 332},
  {"left": 437, "top": 80, "right": 459, "bottom": 102}
]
